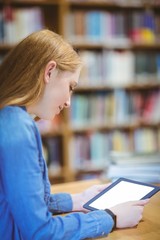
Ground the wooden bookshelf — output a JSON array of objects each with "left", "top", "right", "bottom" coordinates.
[
  {"left": 72, "top": 42, "right": 160, "bottom": 50},
  {"left": 1, "top": 0, "right": 160, "bottom": 183},
  {"left": 71, "top": 122, "right": 160, "bottom": 132},
  {"left": 63, "top": 0, "right": 160, "bottom": 183},
  {"left": 75, "top": 82, "right": 160, "bottom": 91},
  {"left": 67, "top": 0, "right": 160, "bottom": 9}
]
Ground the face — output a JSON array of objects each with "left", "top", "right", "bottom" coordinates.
[{"left": 27, "top": 64, "right": 80, "bottom": 120}]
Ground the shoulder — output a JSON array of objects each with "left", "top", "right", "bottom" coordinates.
[
  {"left": 0, "top": 106, "right": 36, "bottom": 145},
  {"left": 0, "top": 105, "right": 33, "bottom": 129},
  {"left": 0, "top": 105, "right": 30, "bottom": 119}
]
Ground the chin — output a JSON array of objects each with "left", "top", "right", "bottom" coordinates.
[
  {"left": 51, "top": 114, "right": 56, "bottom": 120},
  {"left": 38, "top": 108, "right": 57, "bottom": 120},
  {"left": 38, "top": 113, "right": 55, "bottom": 121},
  {"left": 47, "top": 115, "right": 56, "bottom": 121}
]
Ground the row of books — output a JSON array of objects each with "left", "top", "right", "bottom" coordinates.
[
  {"left": 42, "top": 137, "right": 62, "bottom": 176},
  {"left": 0, "top": 7, "right": 44, "bottom": 44},
  {"left": 70, "top": 90, "right": 160, "bottom": 127},
  {"left": 65, "top": 10, "right": 160, "bottom": 44},
  {"left": 79, "top": 50, "right": 160, "bottom": 86},
  {"left": 40, "top": 127, "right": 160, "bottom": 173},
  {"left": 2, "top": 50, "right": 160, "bottom": 86},
  {"left": 69, "top": 128, "right": 160, "bottom": 171},
  {"left": 105, "top": 151, "right": 160, "bottom": 183}
]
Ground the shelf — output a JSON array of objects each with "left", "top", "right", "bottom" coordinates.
[
  {"left": 48, "top": 174, "right": 65, "bottom": 184},
  {"left": 72, "top": 122, "right": 160, "bottom": 133},
  {"left": 41, "top": 130, "right": 63, "bottom": 138},
  {"left": 0, "top": 44, "right": 14, "bottom": 52},
  {"left": 40, "top": 124, "right": 68, "bottom": 137},
  {"left": 73, "top": 42, "right": 160, "bottom": 50},
  {"left": 132, "top": 43, "right": 160, "bottom": 50},
  {"left": 1, "top": 42, "right": 160, "bottom": 53},
  {"left": 76, "top": 82, "right": 160, "bottom": 92},
  {"left": 10, "top": 0, "right": 61, "bottom": 6},
  {"left": 67, "top": 0, "right": 160, "bottom": 9},
  {"left": 75, "top": 168, "right": 104, "bottom": 173},
  {"left": 39, "top": 121, "right": 160, "bottom": 136}
]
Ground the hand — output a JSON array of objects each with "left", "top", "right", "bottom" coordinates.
[
  {"left": 110, "top": 199, "right": 150, "bottom": 229},
  {"left": 71, "top": 183, "right": 111, "bottom": 212}
]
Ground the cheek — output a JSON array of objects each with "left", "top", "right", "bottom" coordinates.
[
  {"left": 58, "top": 84, "right": 70, "bottom": 102},
  {"left": 53, "top": 87, "right": 69, "bottom": 106},
  {"left": 49, "top": 79, "right": 70, "bottom": 106}
]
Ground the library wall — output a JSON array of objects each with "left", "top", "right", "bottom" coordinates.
[{"left": 1, "top": 0, "right": 160, "bottom": 183}]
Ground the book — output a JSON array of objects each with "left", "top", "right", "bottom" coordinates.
[
  {"left": 106, "top": 151, "right": 160, "bottom": 183},
  {"left": 43, "top": 137, "right": 62, "bottom": 176}
]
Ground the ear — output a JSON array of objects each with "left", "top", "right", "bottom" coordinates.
[{"left": 44, "top": 61, "right": 57, "bottom": 84}]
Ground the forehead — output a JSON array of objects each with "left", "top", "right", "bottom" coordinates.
[{"left": 59, "top": 68, "right": 80, "bottom": 84}]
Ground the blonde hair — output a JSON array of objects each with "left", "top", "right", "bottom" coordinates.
[{"left": 0, "top": 29, "right": 82, "bottom": 109}]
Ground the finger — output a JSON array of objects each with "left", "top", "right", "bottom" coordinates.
[
  {"left": 136, "top": 205, "right": 144, "bottom": 212},
  {"left": 135, "top": 213, "right": 143, "bottom": 225},
  {"left": 99, "top": 183, "right": 111, "bottom": 189},
  {"left": 95, "top": 183, "right": 111, "bottom": 192},
  {"left": 133, "top": 199, "right": 150, "bottom": 206},
  {"left": 139, "top": 213, "right": 143, "bottom": 222}
]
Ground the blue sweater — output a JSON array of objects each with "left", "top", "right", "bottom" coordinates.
[{"left": 0, "top": 106, "right": 113, "bottom": 240}]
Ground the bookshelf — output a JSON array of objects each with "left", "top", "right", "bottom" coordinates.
[
  {"left": 63, "top": 0, "right": 160, "bottom": 183},
  {"left": 1, "top": 0, "right": 160, "bottom": 183}
]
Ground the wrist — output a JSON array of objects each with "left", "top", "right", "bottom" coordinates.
[
  {"left": 71, "top": 193, "right": 82, "bottom": 211},
  {"left": 105, "top": 209, "right": 116, "bottom": 231}
]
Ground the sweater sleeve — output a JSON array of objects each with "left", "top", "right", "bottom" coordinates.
[
  {"left": 48, "top": 193, "right": 73, "bottom": 213},
  {"left": 0, "top": 107, "right": 114, "bottom": 240}
]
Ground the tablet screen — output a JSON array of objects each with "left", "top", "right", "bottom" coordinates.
[{"left": 83, "top": 178, "right": 160, "bottom": 210}]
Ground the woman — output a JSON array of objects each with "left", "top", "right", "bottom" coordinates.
[{"left": 0, "top": 29, "right": 149, "bottom": 240}]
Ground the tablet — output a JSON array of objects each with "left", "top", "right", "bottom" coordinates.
[{"left": 83, "top": 177, "right": 160, "bottom": 211}]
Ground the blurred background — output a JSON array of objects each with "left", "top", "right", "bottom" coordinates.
[{"left": 1, "top": 0, "right": 160, "bottom": 184}]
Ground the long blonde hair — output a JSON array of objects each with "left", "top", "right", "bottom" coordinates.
[{"left": 0, "top": 29, "right": 82, "bottom": 109}]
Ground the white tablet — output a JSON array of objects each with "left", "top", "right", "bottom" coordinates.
[{"left": 83, "top": 177, "right": 160, "bottom": 211}]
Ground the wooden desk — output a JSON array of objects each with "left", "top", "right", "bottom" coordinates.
[{"left": 51, "top": 179, "right": 160, "bottom": 240}]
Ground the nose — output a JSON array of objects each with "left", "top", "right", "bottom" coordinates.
[{"left": 64, "top": 96, "right": 71, "bottom": 108}]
